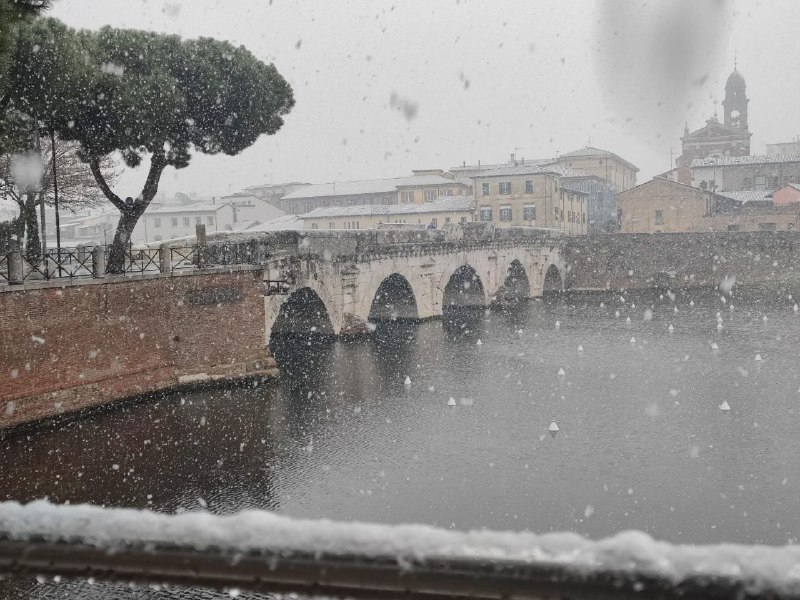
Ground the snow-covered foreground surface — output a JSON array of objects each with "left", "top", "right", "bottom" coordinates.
[{"left": 2, "top": 500, "right": 800, "bottom": 593}]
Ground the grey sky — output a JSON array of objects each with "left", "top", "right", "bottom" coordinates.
[{"left": 49, "top": 0, "right": 800, "bottom": 199}]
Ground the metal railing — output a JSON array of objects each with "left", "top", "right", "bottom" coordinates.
[
  {"left": 0, "top": 240, "right": 266, "bottom": 285},
  {"left": 1, "top": 502, "right": 798, "bottom": 600}
]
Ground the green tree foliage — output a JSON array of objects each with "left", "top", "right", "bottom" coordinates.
[
  {"left": 0, "top": 1, "right": 51, "bottom": 87},
  {"left": 0, "top": 0, "right": 51, "bottom": 153},
  {"left": 3, "top": 18, "right": 295, "bottom": 272}
]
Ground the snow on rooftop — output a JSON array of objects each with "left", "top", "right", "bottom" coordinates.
[
  {"left": 691, "top": 154, "right": 800, "bottom": 167},
  {"left": 300, "top": 196, "right": 474, "bottom": 219},
  {"left": 282, "top": 175, "right": 462, "bottom": 200},
  {"left": 475, "top": 163, "right": 557, "bottom": 177},
  {"left": 3, "top": 500, "right": 800, "bottom": 594},
  {"left": 717, "top": 190, "right": 774, "bottom": 203},
  {"left": 149, "top": 202, "right": 228, "bottom": 214},
  {"left": 246, "top": 214, "right": 304, "bottom": 231}
]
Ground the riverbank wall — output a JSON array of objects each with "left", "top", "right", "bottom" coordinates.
[
  {"left": 0, "top": 267, "right": 276, "bottom": 428},
  {"left": 563, "top": 232, "right": 800, "bottom": 293}
]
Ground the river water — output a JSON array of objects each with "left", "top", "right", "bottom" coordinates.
[{"left": 2, "top": 289, "right": 800, "bottom": 597}]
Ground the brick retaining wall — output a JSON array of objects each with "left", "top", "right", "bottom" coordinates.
[{"left": 0, "top": 267, "right": 276, "bottom": 428}]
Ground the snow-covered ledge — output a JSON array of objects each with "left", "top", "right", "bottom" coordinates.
[{"left": 1, "top": 500, "right": 800, "bottom": 599}]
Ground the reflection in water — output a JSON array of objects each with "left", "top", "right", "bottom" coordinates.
[{"left": 3, "top": 288, "right": 800, "bottom": 597}]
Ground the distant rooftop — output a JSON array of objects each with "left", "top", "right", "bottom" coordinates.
[
  {"left": 558, "top": 146, "right": 640, "bottom": 172},
  {"left": 718, "top": 190, "right": 774, "bottom": 203},
  {"left": 246, "top": 214, "right": 304, "bottom": 231},
  {"left": 300, "top": 196, "right": 474, "bottom": 219},
  {"left": 475, "top": 163, "right": 556, "bottom": 177},
  {"left": 149, "top": 203, "right": 227, "bottom": 214},
  {"left": 691, "top": 154, "right": 800, "bottom": 167},
  {"left": 282, "top": 175, "right": 460, "bottom": 200}
]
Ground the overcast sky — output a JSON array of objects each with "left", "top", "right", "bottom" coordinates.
[{"left": 48, "top": 0, "right": 800, "bottom": 199}]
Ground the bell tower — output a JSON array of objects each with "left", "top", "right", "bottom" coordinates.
[{"left": 723, "top": 59, "right": 748, "bottom": 131}]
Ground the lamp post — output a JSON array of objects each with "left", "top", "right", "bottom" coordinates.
[{"left": 50, "top": 128, "right": 62, "bottom": 276}]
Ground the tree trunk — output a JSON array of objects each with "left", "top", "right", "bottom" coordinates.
[
  {"left": 106, "top": 209, "right": 142, "bottom": 274},
  {"left": 90, "top": 149, "right": 166, "bottom": 275}
]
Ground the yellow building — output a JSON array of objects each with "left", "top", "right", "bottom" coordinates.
[
  {"left": 396, "top": 170, "right": 472, "bottom": 204},
  {"left": 471, "top": 164, "right": 589, "bottom": 234},
  {"left": 556, "top": 146, "right": 639, "bottom": 192},
  {"left": 617, "top": 177, "right": 800, "bottom": 233},
  {"left": 300, "top": 196, "right": 475, "bottom": 230},
  {"left": 558, "top": 187, "right": 590, "bottom": 235}
]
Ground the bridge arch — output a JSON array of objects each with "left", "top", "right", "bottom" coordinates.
[
  {"left": 495, "top": 258, "right": 531, "bottom": 305},
  {"left": 442, "top": 264, "right": 487, "bottom": 312},
  {"left": 542, "top": 264, "right": 564, "bottom": 298},
  {"left": 268, "top": 286, "right": 335, "bottom": 341},
  {"left": 368, "top": 273, "right": 419, "bottom": 322}
]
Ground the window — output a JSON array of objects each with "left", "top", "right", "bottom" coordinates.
[
  {"left": 311, "top": 223, "right": 318, "bottom": 229},
  {"left": 755, "top": 176, "right": 766, "bottom": 189},
  {"left": 154, "top": 218, "right": 161, "bottom": 228},
  {"left": 207, "top": 216, "right": 214, "bottom": 225},
  {"left": 171, "top": 217, "right": 178, "bottom": 227},
  {"left": 499, "top": 181, "right": 511, "bottom": 195},
  {"left": 525, "top": 180, "right": 534, "bottom": 194},
  {"left": 655, "top": 210, "right": 664, "bottom": 225},
  {"left": 445, "top": 217, "right": 451, "bottom": 223},
  {"left": 481, "top": 182, "right": 489, "bottom": 196},
  {"left": 195, "top": 216, "right": 201, "bottom": 225},
  {"left": 460, "top": 216, "right": 468, "bottom": 223},
  {"left": 523, "top": 204, "right": 536, "bottom": 221},
  {"left": 328, "top": 222, "right": 335, "bottom": 229},
  {"left": 743, "top": 177, "right": 753, "bottom": 189},
  {"left": 759, "top": 222, "right": 777, "bottom": 231},
  {"left": 401, "top": 191, "right": 414, "bottom": 203},
  {"left": 183, "top": 217, "right": 190, "bottom": 227},
  {"left": 582, "top": 213, "right": 586, "bottom": 224},
  {"left": 727, "top": 224, "right": 740, "bottom": 231},
  {"left": 554, "top": 207, "right": 560, "bottom": 221},
  {"left": 430, "top": 218, "right": 438, "bottom": 227},
  {"left": 768, "top": 176, "right": 780, "bottom": 189},
  {"left": 480, "top": 206, "right": 492, "bottom": 221},
  {"left": 499, "top": 206, "right": 512, "bottom": 221},
  {"left": 424, "top": 189, "right": 437, "bottom": 202}
]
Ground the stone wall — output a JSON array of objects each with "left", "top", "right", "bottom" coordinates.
[
  {"left": 563, "top": 232, "right": 800, "bottom": 292},
  {"left": 0, "top": 267, "right": 276, "bottom": 428}
]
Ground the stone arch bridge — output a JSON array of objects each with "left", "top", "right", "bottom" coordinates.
[{"left": 257, "top": 226, "right": 564, "bottom": 341}]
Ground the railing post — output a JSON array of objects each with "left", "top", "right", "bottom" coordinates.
[
  {"left": 195, "top": 224, "right": 207, "bottom": 268},
  {"left": 91, "top": 246, "right": 106, "bottom": 278},
  {"left": 159, "top": 244, "right": 171, "bottom": 274},
  {"left": 7, "top": 240, "right": 23, "bottom": 285}
]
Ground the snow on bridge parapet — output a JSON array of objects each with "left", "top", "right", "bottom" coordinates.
[{"left": 1, "top": 500, "right": 800, "bottom": 599}]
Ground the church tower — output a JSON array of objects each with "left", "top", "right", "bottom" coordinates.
[{"left": 723, "top": 62, "right": 749, "bottom": 131}]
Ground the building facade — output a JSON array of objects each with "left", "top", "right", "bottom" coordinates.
[
  {"left": 134, "top": 203, "right": 235, "bottom": 244},
  {"left": 617, "top": 177, "right": 800, "bottom": 233},
  {"left": 278, "top": 171, "right": 470, "bottom": 214},
  {"left": 300, "top": 196, "right": 474, "bottom": 230},
  {"left": 682, "top": 154, "right": 800, "bottom": 192},
  {"left": 555, "top": 147, "right": 638, "bottom": 192},
  {"left": 471, "top": 164, "right": 588, "bottom": 234},
  {"left": 472, "top": 164, "right": 560, "bottom": 229}
]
